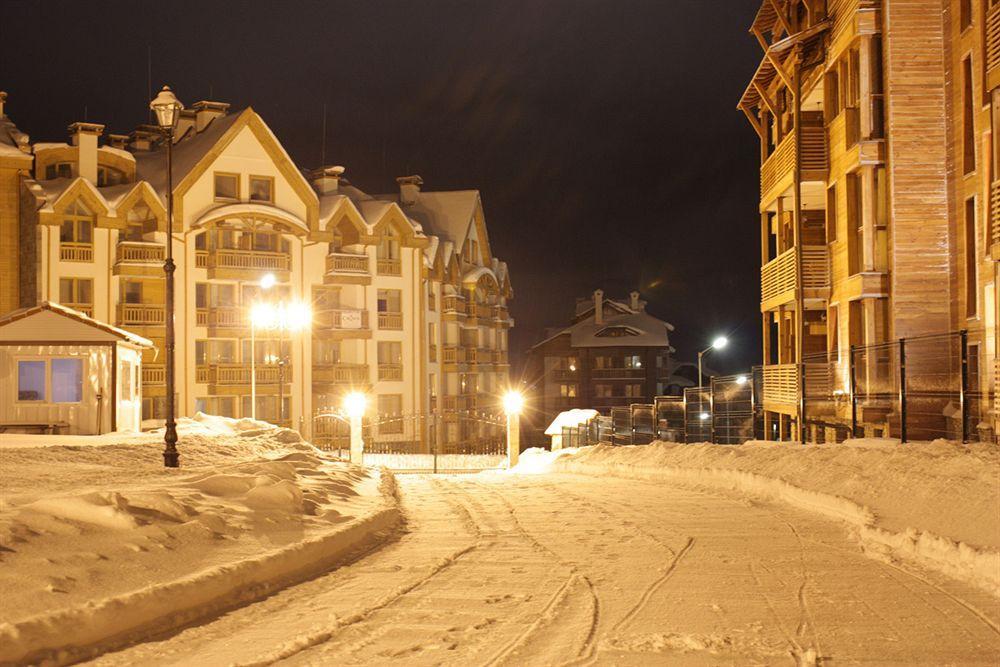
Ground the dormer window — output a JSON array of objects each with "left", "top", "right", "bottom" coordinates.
[
  {"left": 214, "top": 172, "right": 239, "bottom": 200},
  {"left": 97, "top": 166, "right": 125, "bottom": 187},
  {"left": 45, "top": 163, "right": 73, "bottom": 180},
  {"left": 249, "top": 176, "right": 273, "bottom": 203}
]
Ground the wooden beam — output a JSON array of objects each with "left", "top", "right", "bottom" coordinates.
[
  {"left": 753, "top": 81, "right": 779, "bottom": 117},
  {"left": 767, "top": 50, "right": 794, "bottom": 90},
  {"left": 752, "top": 26, "right": 770, "bottom": 52},
  {"left": 740, "top": 103, "right": 765, "bottom": 139},
  {"left": 768, "top": 0, "right": 792, "bottom": 38}
]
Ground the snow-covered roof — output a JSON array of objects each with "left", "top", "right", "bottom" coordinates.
[
  {"left": 375, "top": 189, "right": 479, "bottom": 249},
  {"left": 0, "top": 302, "right": 153, "bottom": 348},
  {"left": 533, "top": 298, "right": 674, "bottom": 350},
  {"left": 0, "top": 114, "right": 32, "bottom": 162},
  {"left": 545, "top": 409, "right": 599, "bottom": 436}
]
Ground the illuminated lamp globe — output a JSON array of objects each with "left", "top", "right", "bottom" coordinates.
[
  {"left": 343, "top": 392, "right": 367, "bottom": 419},
  {"left": 502, "top": 391, "right": 524, "bottom": 415}
]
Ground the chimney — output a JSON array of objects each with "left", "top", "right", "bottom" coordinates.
[
  {"left": 311, "top": 165, "right": 345, "bottom": 195},
  {"left": 397, "top": 175, "right": 423, "bottom": 206},
  {"left": 107, "top": 134, "right": 129, "bottom": 150},
  {"left": 129, "top": 126, "right": 161, "bottom": 152},
  {"left": 191, "top": 101, "right": 230, "bottom": 132},
  {"left": 630, "top": 290, "right": 641, "bottom": 311},
  {"left": 174, "top": 109, "right": 196, "bottom": 139},
  {"left": 593, "top": 289, "right": 604, "bottom": 325},
  {"left": 68, "top": 122, "right": 104, "bottom": 183}
]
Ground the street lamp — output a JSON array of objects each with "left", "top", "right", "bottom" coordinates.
[
  {"left": 343, "top": 391, "right": 367, "bottom": 465},
  {"left": 503, "top": 390, "right": 525, "bottom": 469},
  {"left": 250, "top": 300, "right": 311, "bottom": 425},
  {"left": 698, "top": 335, "right": 729, "bottom": 389},
  {"left": 151, "top": 85, "right": 184, "bottom": 468}
]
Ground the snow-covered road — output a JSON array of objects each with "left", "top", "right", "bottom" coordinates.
[{"left": 90, "top": 472, "right": 999, "bottom": 666}]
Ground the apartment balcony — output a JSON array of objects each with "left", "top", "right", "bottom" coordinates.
[
  {"left": 760, "top": 363, "right": 831, "bottom": 415},
  {"left": 196, "top": 306, "right": 244, "bottom": 334},
  {"left": 442, "top": 295, "right": 466, "bottom": 321},
  {"left": 466, "top": 347, "right": 478, "bottom": 365},
  {"left": 60, "top": 242, "right": 93, "bottom": 262},
  {"left": 377, "top": 311, "right": 403, "bottom": 330},
  {"left": 324, "top": 252, "right": 371, "bottom": 285},
  {"left": 493, "top": 349, "right": 509, "bottom": 366},
  {"left": 759, "top": 126, "right": 828, "bottom": 208},
  {"left": 378, "top": 363, "right": 403, "bottom": 381},
  {"left": 113, "top": 241, "right": 166, "bottom": 276},
  {"left": 988, "top": 2, "right": 1000, "bottom": 91},
  {"left": 376, "top": 258, "right": 401, "bottom": 276},
  {"left": 313, "top": 363, "right": 369, "bottom": 385},
  {"left": 760, "top": 245, "right": 830, "bottom": 312},
  {"left": 117, "top": 303, "right": 165, "bottom": 327},
  {"left": 315, "top": 308, "right": 371, "bottom": 339},
  {"left": 591, "top": 368, "right": 644, "bottom": 379},
  {"left": 142, "top": 364, "right": 165, "bottom": 385},
  {"left": 442, "top": 345, "right": 466, "bottom": 369},
  {"left": 198, "top": 363, "right": 291, "bottom": 393},
  {"left": 206, "top": 248, "right": 290, "bottom": 281}
]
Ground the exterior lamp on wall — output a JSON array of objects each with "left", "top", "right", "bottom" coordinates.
[
  {"left": 698, "top": 335, "right": 730, "bottom": 389},
  {"left": 150, "top": 85, "right": 184, "bottom": 468}
]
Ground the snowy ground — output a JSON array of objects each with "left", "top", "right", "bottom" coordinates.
[{"left": 0, "top": 415, "right": 399, "bottom": 665}]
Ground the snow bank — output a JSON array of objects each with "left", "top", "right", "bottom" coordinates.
[
  {"left": 516, "top": 439, "right": 1000, "bottom": 596},
  {"left": 0, "top": 414, "right": 402, "bottom": 665}
]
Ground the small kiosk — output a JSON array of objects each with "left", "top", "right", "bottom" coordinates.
[{"left": 0, "top": 302, "right": 153, "bottom": 434}]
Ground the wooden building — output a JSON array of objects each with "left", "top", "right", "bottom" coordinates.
[
  {"left": 739, "top": 0, "right": 1000, "bottom": 441},
  {"left": 523, "top": 290, "right": 679, "bottom": 445}
]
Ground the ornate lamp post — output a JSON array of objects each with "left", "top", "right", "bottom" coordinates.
[
  {"left": 698, "top": 335, "right": 729, "bottom": 389},
  {"left": 150, "top": 86, "right": 184, "bottom": 467}
]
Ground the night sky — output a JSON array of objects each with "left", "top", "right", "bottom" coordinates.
[{"left": 5, "top": 0, "right": 763, "bottom": 373}]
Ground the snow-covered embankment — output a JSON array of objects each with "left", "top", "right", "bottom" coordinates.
[
  {"left": 518, "top": 439, "right": 1000, "bottom": 596},
  {"left": 0, "top": 414, "right": 402, "bottom": 665}
]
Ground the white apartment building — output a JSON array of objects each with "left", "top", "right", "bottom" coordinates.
[{"left": 0, "top": 93, "right": 513, "bottom": 451}]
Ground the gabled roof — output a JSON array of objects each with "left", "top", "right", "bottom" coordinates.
[
  {"left": 375, "top": 189, "right": 480, "bottom": 249},
  {"left": 0, "top": 302, "right": 153, "bottom": 347},
  {"left": 532, "top": 297, "right": 674, "bottom": 351}
]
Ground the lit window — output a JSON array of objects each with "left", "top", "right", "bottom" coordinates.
[
  {"left": 52, "top": 359, "right": 83, "bottom": 403},
  {"left": 214, "top": 173, "right": 239, "bottom": 200},
  {"left": 249, "top": 176, "right": 273, "bottom": 202},
  {"left": 17, "top": 360, "right": 46, "bottom": 401},
  {"left": 560, "top": 384, "right": 577, "bottom": 398}
]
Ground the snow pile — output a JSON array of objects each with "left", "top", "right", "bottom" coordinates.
[
  {"left": 516, "top": 439, "right": 1000, "bottom": 596},
  {"left": 0, "top": 414, "right": 401, "bottom": 665}
]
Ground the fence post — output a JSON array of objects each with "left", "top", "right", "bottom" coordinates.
[
  {"left": 849, "top": 344, "right": 858, "bottom": 438},
  {"left": 960, "top": 329, "right": 969, "bottom": 443},
  {"left": 898, "top": 338, "right": 907, "bottom": 443},
  {"left": 709, "top": 382, "right": 716, "bottom": 444}
]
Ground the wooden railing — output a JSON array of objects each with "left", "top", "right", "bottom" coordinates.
[
  {"left": 60, "top": 243, "right": 93, "bottom": 262},
  {"left": 988, "top": 2, "right": 1000, "bottom": 86},
  {"left": 117, "top": 303, "right": 165, "bottom": 326},
  {"left": 378, "top": 311, "right": 403, "bottom": 329},
  {"left": 442, "top": 346, "right": 465, "bottom": 364},
  {"left": 467, "top": 348, "right": 478, "bottom": 364},
  {"left": 142, "top": 364, "right": 165, "bottom": 385},
  {"left": 63, "top": 303, "right": 93, "bottom": 317},
  {"left": 378, "top": 363, "right": 403, "bottom": 381},
  {"left": 208, "top": 307, "right": 243, "bottom": 329},
  {"left": 209, "top": 249, "right": 290, "bottom": 272},
  {"left": 204, "top": 363, "right": 289, "bottom": 385},
  {"left": 443, "top": 295, "right": 466, "bottom": 314},
  {"left": 991, "top": 181, "right": 1000, "bottom": 250},
  {"left": 317, "top": 308, "right": 369, "bottom": 330},
  {"left": 760, "top": 245, "right": 830, "bottom": 306},
  {"left": 376, "top": 258, "right": 401, "bottom": 275},
  {"left": 313, "top": 363, "right": 368, "bottom": 384},
  {"left": 325, "top": 252, "right": 369, "bottom": 274},
  {"left": 195, "top": 250, "right": 208, "bottom": 268},
  {"left": 116, "top": 241, "right": 164, "bottom": 264},
  {"left": 762, "top": 364, "right": 798, "bottom": 406},
  {"left": 760, "top": 126, "right": 827, "bottom": 201}
]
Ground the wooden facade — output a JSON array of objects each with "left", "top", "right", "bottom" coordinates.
[{"left": 740, "top": 0, "right": 1000, "bottom": 441}]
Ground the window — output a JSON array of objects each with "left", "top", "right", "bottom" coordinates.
[
  {"left": 594, "top": 355, "right": 612, "bottom": 369},
  {"left": 51, "top": 359, "right": 82, "bottom": 403},
  {"left": 59, "top": 278, "right": 93, "bottom": 307},
  {"left": 194, "top": 232, "right": 207, "bottom": 250},
  {"left": 17, "top": 360, "right": 46, "bottom": 401},
  {"left": 123, "top": 280, "right": 143, "bottom": 304},
  {"left": 826, "top": 184, "right": 838, "bottom": 243},
  {"left": 966, "top": 197, "right": 978, "bottom": 317},
  {"left": 625, "top": 383, "right": 643, "bottom": 398},
  {"left": 428, "top": 322, "right": 437, "bottom": 345},
  {"left": 45, "top": 162, "right": 73, "bottom": 180},
  {"left": 196, "top": 396, "right": 236, "bottom": 418},
  {"left": 313, "top": 339, "right": 341, "bottom": 365},
  {"left": 60, "top": 202, "right": 94, "bottom": 244},
  {"left": 120, "top": 361, "right": 133, "bottom": 401},
  {"left": 559, "top": 384, "right": 577, "bottom": 398},
  {"left": 195, "top": 283, "right": 209, "bottom": 309},
  {"left": 378, "top": 394, "right": 404, "bottom": 433},
  {"left": 595, "top": 384, "right": 612, "bottom": 398},
  {"left": 624, "top": 355, "right": 642, "bottom": 369},
  {"left": 377, "top": 228, "right": 400, "bottom": 260},
  {"left": 964, "top": 56, "right": 976, "bottom": 174},
  {"left": 123, "top": 204, "right": 158, "bottom": 242},
  {"left": 377, "top": 289, "right": 402, "bottom": 313},
  {"left": 249, "top": 176, "right": 273, "bottom": 202},
  {"left": 242, "top": 339, "right": 288, "bottom": 364},
  {"left": 214, "top": 173, "right": 239, "bottom": 200},
  {"left": 378, "top": 341, "right": 402, "bottom": 365},
  {"left": 196, "top": 339, "right": 237, "bottom": 364},
  {"left": 595, "top": 326, "right": 640, "bottom": 338},
  {"left": 97, "top": 166, "right": 125, "bottom": 187},
  {"left": 241, "top": 395, "right": 289, "bottom": 422},
  {"left": 960, "top": 0, "right": 972, "bottom": 30},
  {"left": 847, "top": 172, "right": 863, "bottom": 275}
]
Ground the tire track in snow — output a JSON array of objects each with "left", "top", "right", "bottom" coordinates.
[{"left": 609, "top": 536, "right": 695, "bottom": 635}]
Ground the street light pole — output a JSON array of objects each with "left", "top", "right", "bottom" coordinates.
[
  {"left": 698, "top": 335, "right": 730, "bottom": 389},
  {"left": 151, "top": 86, "right": 183, "bottom": 468}
]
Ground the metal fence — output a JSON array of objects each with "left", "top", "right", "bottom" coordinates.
[
  {"left": 711, "top": 374, "right": 755, "bottom": 445},
  {"left": 683, "top": 387, "right": 712, "bottom": 443}
]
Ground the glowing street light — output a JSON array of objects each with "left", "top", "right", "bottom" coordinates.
[
  {"left": 735, "top": 374, "right": 748, "bottom": 385},
  {"left": 343, "top": 391, "right": 367, "bottom": 419},
  {"left": 502, "top": 390, "right": 525, "bottom": 469},
  {"left": 502, "top": 390, "right": 525, "bottom": 415},
  {"left": 249, "top": 298, "right": 312, "bottom": 423},
  {"left": 259, "top": 272, "right": 277, "bottom": 290},
  {"left": 698, "top": 335, "right": 731, "bottom": 389},
  {"left": 699, "top": 412, "right": 710, "bottom": 421},
  {"left": 343, "top": 391, "right": 367, "bottom": 465}
]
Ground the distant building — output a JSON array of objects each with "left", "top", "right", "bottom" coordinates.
[
  {"left": 523, "top": 290, "right": 682, "bottom": 444},
  {"left": 0, "top": 92, "right": 513, "bottom": 451}
]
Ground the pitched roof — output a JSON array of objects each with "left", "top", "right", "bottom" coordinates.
[
  {"left": 532, "top": 298, "right": 674, "bottom": 350},
  {"left": 374, "top": 189, "right": 480, "bottom": 248},
  {"left": 0, "top": 302, "right": 153, "bottom": 347}
]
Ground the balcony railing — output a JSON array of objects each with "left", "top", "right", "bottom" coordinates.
[
  {"left": 760, "top": 126, "right": 828, "bottom": 201},
  {"left": 317, "top": 308, "right": 369, "bottom": 330},
  {"left": 208, "top": 249, "right": 290, "bottom": 273},
  {"left": 195, "top": 250, "right": 208, "bottom": 268},
  {"left": 988, "top": 2, "right": 1000, "bottom": 87},
  {"left": 467, "top": 348, "right": 478, "bottom": 364},
  {"left": 442, "top": 346, "right": 465, "bottom": 364},
  {"left": 117, "top": 303, "right": 165, "bottom": 326},
  {"left": 376, "top": 258, "right": 401, "bottom": 276},
  {"left": 142, "top": 364, "right": 165, "bottom": 385},
  {"left": 443, "top": 295, "right": 465, "bottom": 314},
  {"left": 378, "top": 363, "right": 403, "bottom": 381},
  {"left": 325, "top": 252, "right": 369, "bottom": 274},
  {"left": 591, "top": 368, "right": 644, "bottom": 379},
  {"left": 116, "top": 241, "right": 165, "bottom": 264},
  {"left": 313, "top": 363, "right": 369, "bottom": 384},
  {"left": 760, "top": 245, "right": 830, "bottom": 307},
  {"left": 63, "top": 302, "right": 93, "bottom": 317},
  {"left": 202, "top": 306, "right": 243, "bottom": 329},
  {"left": 761, "top": 363, "right": 831, "bottom": 407},
  {"left": 201, "top": 363, "right": 290, "bottom": 385},
  {"left": 378, "top": 311, "right": 403, "bottom": 330},
  {"left": 60, "top": 243, "right": 93, "bottom": 262}
]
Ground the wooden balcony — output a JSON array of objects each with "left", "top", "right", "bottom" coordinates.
[
  {"left": 376, "top": 258, "right": 401, "bottom": 276},
  {"left": 199, "top": 363, "right": 290, "bottom": 390},
  {"left": 760, "top": 245, "right": 830, "bottom": 311},
  {"left": 442, "top": 295, "right": 466, "bottom": 320},
  {"left": 591, "top": 368, "right": 644, "bottom": 379},
  {"left": 324, "top": 252, "right": 370, "bottom": 285},
  {"left": 60, "top": 242, "right": 93, "bottom": 262},
  {"left": 63, "top": 303, "right": 93, "bottom": 317},
  {"left": 377, "top": 311, "right": 403, "bottom": 330},
  {"left": 117, "top": 303, "right": 165, "bottom": 326},
  {"left": 442, "top": 346, "right": 466, "bottom": 368},
  {"left": 761, "top": 363, "right": 830, "bottom": 415},
  {"left": 988, "top": 2, "right": 1000, "bottom": 91},
  {"left": 378, "top": 363, "right": 403, "bottom": 381},
  {"left": 206, "top": 249, "right": 290, "bottom": 280},
  {"left": 197, "top": 306, "right": 244, "bottom": 332},
  {"left": 114, "top": 241, "right": 165, "bottom": 276},
  {"left": 142, "top": 364, "right": 165, "bottom": 385},
  {"left": 759, "top": 126, "right": 828, "bottom": 207},
  {"left": 315, "top": 308, "right": 370, "bottom": 336},
  {"left": 313, "top": 363, "right": 369, "bottom": 385}
]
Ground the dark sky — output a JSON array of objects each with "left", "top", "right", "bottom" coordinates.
[{"left": 5, "top": 0, "right": 763, "bottom": 373}]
